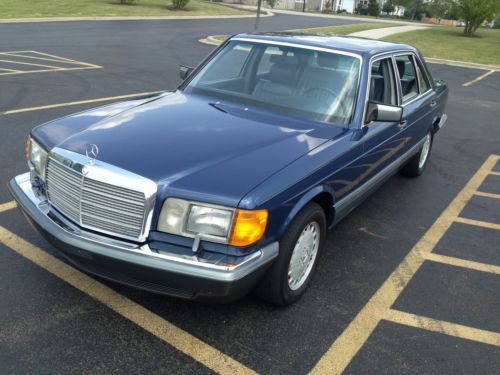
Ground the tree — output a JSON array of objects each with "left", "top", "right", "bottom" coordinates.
[
  {"left": 255, "top": 0, "right": 263, "bottom": 31},
  {"left": 356, "top": 3, "right": 369, "bottom": 15},
  {"left": 394, "top": 0, "right": 425, "bottom": 20},
  {"left": 426, "top": 0, "right": 453, "bottom": 19},
  {"left": 266, "top": 0, "right": 279, "bottom": 8},
  {"left": 382, "top": 0, "right": 395, "bottom": 15},
  {"left": 172, "top": 0, "right": 189, "bottom": 9},
  {"left": 367, "top": 0, "right": 380, "bottom": 16},
  {"left": 454, "top": 0, "right": 500, "bottom": 36}
]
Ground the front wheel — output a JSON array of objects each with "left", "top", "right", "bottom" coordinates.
[
  {"left": 400, "top": 131, "right": 433, "bottom": 177},
  {"left": 254, "top": 202, "right": 326, "bottom": 306}
]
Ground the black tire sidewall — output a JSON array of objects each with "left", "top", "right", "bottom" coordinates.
[{"left": 277, "top": 203, "right": 326, "bottom": 305}]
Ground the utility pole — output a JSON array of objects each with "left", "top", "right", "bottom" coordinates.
[
  {"left": 254, "top": 0, "right": 262, "bottom": 31},
  {"left": 302, "top": 0, "right": 306, "bottom": 12}
]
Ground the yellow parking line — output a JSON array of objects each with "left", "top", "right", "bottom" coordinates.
[
  {"left": 0, "top": 66, "right": 99, "bottom": 77},
  {"left": 455, "top": 217, "right": 500, "bottom": 231},
  {"left": 0, "top": 58, "right": 64, "bottom": 69},
  {"left": 2, "top": 91, "right": 164, "bottom": 115},
  {"left": 385, "top": 309, "right": 500, "bottom": 346},
  {"left": 424, "top": 252, "right": 500, "bottom": 275},
  {"left": 475, "top": 191, "right": 500, "bottom": 200},
  {"left": 0, "top": 201, "right": 16, "bottom": 213},
  {"left": 311, "top": 154, "right": 499, "bottom": 375},
  {"left": 0, "top": 52, "right": 101, "bottom": 68},
  {"left": 490, "top": 171, "right": 500, "bottom": 176},
  {"left": 462, "top": 70, "right": 495, "bottom": 87},
  {"left": 0, "top": 67, "right": 22, "bottom": 73},
  {"left": 0, "top": 226, "right": 256, "bottom": 375},
  {"left": 25, "top": 50, "right": 99, "bottom": 66}
]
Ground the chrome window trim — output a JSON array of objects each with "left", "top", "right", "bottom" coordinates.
[
  {"left": 362, "top": 51, "right": 403, "bottom": 128},
  {"left": 231, "top": 38, "right": 364, "bottom": 61},
  {"left": 392, "top": 51, "right": 433, "bottom": 106},
  {"left": 413, "top": 54, "right": 432, "bottom": 95},
  {"left": 362, "top": 50, "right": 434, "bottom": 127},
  {"left": 48, "top": 147, "right": 157, "bottom": 242}
]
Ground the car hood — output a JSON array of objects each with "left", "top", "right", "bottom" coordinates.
[{"left": 37, "top": 92, "right": 346, "bottom": 207}]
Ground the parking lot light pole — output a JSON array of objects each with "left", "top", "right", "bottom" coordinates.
[{"left": 254, "top": 0, "right": 262, "bottom": 31}]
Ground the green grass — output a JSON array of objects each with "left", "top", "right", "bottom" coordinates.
[
  {"left": 209, "top": 23, "right": 403, "bottom": 44},
  {"left": 0, "top": 0, "right": 245, "bottom": 18},
  {"left": 383, "top": 26, "right": 500, "bottom": 66},
  {"left": 291, "top": 22, "right": 403, "bottom": 35}
]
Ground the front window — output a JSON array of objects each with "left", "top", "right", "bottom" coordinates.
[{"left": 184, "top": 40, "right": 361, "bottom": 124}]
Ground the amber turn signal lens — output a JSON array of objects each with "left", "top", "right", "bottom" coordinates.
[
  {"left": 229, "top": 209, "right": 268, "bottom": 247},
  {"left": 25, "top": 136, "right": 31, "bottom": 161}
]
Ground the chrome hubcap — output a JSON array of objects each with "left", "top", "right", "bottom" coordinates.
[
  {"left": 419, "top": 133, "right": 431, "bottom": 169},
  {"left": 288, "top": 221, "right": 320, "bottom": 291}
]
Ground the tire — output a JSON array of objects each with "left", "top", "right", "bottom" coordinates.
[
  {"left": 254, "top": 202, "right": 326, "bottom": 306},
  {"left": 400, "top": 130, "right": 433, "bottom": 177}
]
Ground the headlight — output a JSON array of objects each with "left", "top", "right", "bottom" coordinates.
[
  {"left": 158, "top": 198, "right": 268, "bottom": 247},
  {"left": 27, "top": 136, "right": 48, "bottom": 180},
  {"left": 186, "top": 205, "right": 233, "bottom": 238}
]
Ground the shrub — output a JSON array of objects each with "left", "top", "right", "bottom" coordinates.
[
  {"left": 172, "top": 0, "right": 190, "bottom": 9},
  {"left": 367, "top": 0, "right": 380, "bottom": 16},
  {"left": 382, "top": 0, "right": 395, "bottom": 15},
  {"left": 118, "top": 0, "right": 136, "bottom": 4},
  {"left": 266, "top": 0, "right": 279, "bottom": 9},
  {"left": 355, "top": 4, "right": 369, "bottom": 15}
]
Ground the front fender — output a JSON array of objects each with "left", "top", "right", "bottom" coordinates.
[{"left": 276, "top": 184, "right": 335, "bottom": 239}]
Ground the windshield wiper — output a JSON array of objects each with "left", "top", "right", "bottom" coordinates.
[{"left": 208, "top": 102, "right": 227, "bottom": 113}]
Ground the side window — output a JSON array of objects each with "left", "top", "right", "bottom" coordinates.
[
  {"left": 395, "top": 55, "right": 418, "bottom": 102},
  {"left": 415, "top": 59, "right": 431, "bottom": 93},
  {"left": 369, "top": 58, "right": 397, "bottom": 105}
]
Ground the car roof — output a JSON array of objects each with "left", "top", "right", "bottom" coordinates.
[{"left": 232, "top": 32, "right": 416, "bottom": 58}]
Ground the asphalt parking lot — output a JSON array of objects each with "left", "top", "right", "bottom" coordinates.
[{"left": 0, "top": 14, "right": 499, "bottom": 374}]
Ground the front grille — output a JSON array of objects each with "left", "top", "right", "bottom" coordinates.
[{"left": 46, "top": 158, "right": 147, "bottom": 240}]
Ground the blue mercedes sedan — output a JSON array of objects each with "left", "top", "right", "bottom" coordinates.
[{"left": 9, "top": 33, "right": 448, "bottom": 305}]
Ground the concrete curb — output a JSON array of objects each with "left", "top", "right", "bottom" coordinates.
[
  {"left": 231, "top": 5, "right": 433, "bottom": 26},
  {"left": 199, "top": 35, "right": 228, "bottom": 46},
  {"left": 198, "top": 28, "right": 500, "bottom": 71},
  {"left": 0, "top": 11, "right": 273, "bottom": 24},
  {"left": 425, "top": 58, "right": 500, "bottom": 72}
]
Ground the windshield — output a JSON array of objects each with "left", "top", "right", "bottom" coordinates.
[{"left": 184, "top": 40, "right": 361, "bottom": 124}]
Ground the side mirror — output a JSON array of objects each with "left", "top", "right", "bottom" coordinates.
[
  {"left": 179, "top": 65, "right": 194, "bottom": 80},
  {"left": 366, "top": 102, "right": 403, "bottom": 123}
]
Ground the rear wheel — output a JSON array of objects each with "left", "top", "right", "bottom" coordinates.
[
  {"left": 255, "top": 202, "right": 326, "bottom": 306},
  {"left": 400, "top": 131, "right": 433, "bottom": 177}
]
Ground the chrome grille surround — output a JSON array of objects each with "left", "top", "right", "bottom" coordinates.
[{"left": 46, "top": 147, "right": 157, "bottom": 242}]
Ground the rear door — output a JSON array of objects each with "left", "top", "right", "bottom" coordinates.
[{"left": 394, "top": 53, "right": 437, "bottom": 151}]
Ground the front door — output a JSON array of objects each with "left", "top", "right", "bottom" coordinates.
[{"left": 357, "top": 55, "right": 405, "bottom": 188}]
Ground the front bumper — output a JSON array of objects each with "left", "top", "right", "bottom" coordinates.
[{"left": 8, "top": 172, "right": 278, "bottom": 301}]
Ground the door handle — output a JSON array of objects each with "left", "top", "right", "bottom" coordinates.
[
  {"left": 430, "top": 100, "right": 437, "bottom": 108},
  {"left": 398, "top": 120, "right": 408, "bottom": 130}
]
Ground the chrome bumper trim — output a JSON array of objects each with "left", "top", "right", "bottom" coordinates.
[
  {"left": 438, "top": 113, "right": 447, "bottom": 129},
  {"left": 11, "top": 172, "right": 278, "bottom": 279}
]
